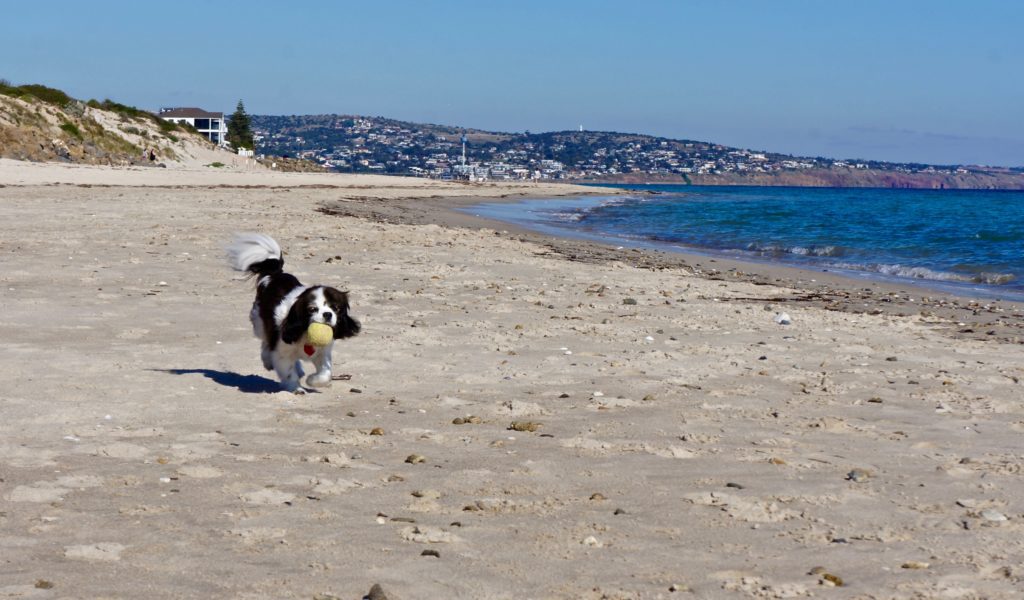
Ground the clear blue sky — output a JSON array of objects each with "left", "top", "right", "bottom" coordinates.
[{"left": 4, "top": 1, "right": 1022, "bottom": 166}]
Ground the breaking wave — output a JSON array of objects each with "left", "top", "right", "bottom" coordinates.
[{"left": 745, "top": 242, "right": 847, "bottom": 258}]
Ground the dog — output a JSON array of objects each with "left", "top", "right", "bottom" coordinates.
[{"left": 227, "top": 233, "right": 360, "bottom": 393}]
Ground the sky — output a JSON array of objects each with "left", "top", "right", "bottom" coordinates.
[{"left": 3, "top": 1, "right": 1023, "bottom": 166}]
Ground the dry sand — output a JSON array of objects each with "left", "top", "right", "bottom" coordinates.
[{"left": 1, "top": 161, "right": 1023, "bottom": 599}]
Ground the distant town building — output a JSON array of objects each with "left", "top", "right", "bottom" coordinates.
[{"left": 157, "top": 107, "right": 228, "bottom": 146}]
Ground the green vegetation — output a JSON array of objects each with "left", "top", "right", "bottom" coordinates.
[
  {"left": 87, "top": 98, "right": 150, "bottom": 120},
  {"left": 0, "top": 81, "right": 73, "bottom": 107},
  {"left": 59, "top": 122, "right": 79, "bottom": 137},
  {"left": 207, "top": 162, "right": 225, "bottom": 168},
  {"left": 58, "top": 121, "right": 82, "bottom": 139},
  {"left": 227, "top": 100, "right": 254, "bottom": 149}
]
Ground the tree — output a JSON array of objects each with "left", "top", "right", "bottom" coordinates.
[{"left": 227, "top": 100, "right": 254, "bottom": 149}]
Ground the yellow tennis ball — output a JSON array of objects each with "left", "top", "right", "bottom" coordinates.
[{"left": 306, "top": 322, "right": 333, "bottom": 347}]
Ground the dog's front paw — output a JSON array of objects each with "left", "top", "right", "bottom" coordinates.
[{"left": 306, "top": 373, "right": 332, "bottom": 388}]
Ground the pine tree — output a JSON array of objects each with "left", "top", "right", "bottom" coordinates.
[{"left": 227, "top": 100, "right": 253, "bottom": 149}]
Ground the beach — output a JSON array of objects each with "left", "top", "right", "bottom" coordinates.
[{"left": 2, "top": 160, "right": 1023, "bottom": 599}]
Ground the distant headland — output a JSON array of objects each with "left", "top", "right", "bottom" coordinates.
[{"left": 253, "top": 114, "right": 1024, "bottom": 190}]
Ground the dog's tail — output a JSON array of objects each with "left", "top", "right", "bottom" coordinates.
[{"left": 227, "top": 233, "right": 284, "bottom": 277}]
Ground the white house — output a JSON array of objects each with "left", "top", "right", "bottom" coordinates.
[{"left": 157, "top": 107, "right": 229, "bottom": 146}]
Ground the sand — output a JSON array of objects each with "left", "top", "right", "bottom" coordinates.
[{"left": 1, "top": 160, "right": 1023, "bottom": 599}]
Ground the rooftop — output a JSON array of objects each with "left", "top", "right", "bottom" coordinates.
[{"left": 158, "top": 107, "right": 223, "bottom": 119}]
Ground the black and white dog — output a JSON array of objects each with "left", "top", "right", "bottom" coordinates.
[{"left": 227, "top": 233, "right": 360, "bottom": 393}]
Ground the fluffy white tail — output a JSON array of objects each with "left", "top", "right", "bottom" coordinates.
[{"left": 227, "top": 233, "right": 282, "bottom": 272}]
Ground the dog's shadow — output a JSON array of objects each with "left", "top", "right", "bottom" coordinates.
[{"left": 154, "top": 368, "right": 281, "bottom": 394}]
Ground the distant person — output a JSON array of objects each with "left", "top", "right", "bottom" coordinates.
[{"left": 148, "top": 149, "right": 156, "bottom": 162}]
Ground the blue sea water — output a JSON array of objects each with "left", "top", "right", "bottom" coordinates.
[{"left": 463, "top": 185, "right": 1024, "bottom": 300}]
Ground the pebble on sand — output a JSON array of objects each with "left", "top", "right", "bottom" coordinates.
[
  {"left": 405, "top": 454, "right": 426, "bottom": 464},
  {"left": 846, "top": 468, "right": 871, "bottom": 482},
  {"left": 981, "top": 509, "right": 1008, "bottom": 522},
  {"left": 509, "top": 421, "right": 541, "bottom": 432},
  {"left": 364, "top": 583, "right": 392, "bottom": 600}
]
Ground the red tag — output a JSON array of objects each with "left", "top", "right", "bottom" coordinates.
[{"left": 303, "top": 344, "right": 315, "bottom": 356}]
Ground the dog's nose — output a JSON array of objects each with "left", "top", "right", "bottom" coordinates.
[{"left": 322, "top": 311, "right": 333, "bottom": 322}]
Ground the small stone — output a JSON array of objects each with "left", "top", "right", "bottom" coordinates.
[
  {"left": 350, "top": 387, "right": 362, "bottom": 394},
  {"left": 642, "top": 394, "right": 655, "bottom": 402},
  {"left": 867, "top": 397, "right": 883, "bottom": 403},
  {"left": 902, "top": 561, "right": 930, "bottom": 570},
  {"left": 156, "top": 457, "right": 169, "bottom": 464},
  {"left": 346, "top": 411, "right": 357, "bottom": 417},
  {"left": 613, "top": 508, "right": 627, "bottom": 515},
  {"left": 369, "top": 427, "right": 384, "bottom": 436},
  {"left": 452, "top": 417, "right": 465, "bottom": 425},
  {"left": 420, "top": 549, "right": 440, "bottom": 558},
  {"left": 364, "top": 583, "right": 391, "bottom": 600},
  {"left": 808, "top": 566, "right": 826, "bottom": 575},
  {"left": 769, "top": 457, "right": 787, "bottom": 465},
  {"left": 589, "top": 493, "right": 606, "bottom": 501},
  {"left": 559, "top": 393, "right": 570, "bottom": 398},
  {"left": 981, "top": 509, "right": 1008, "bottom": 522},
  {"left": 885, "top": 356, "right": 898, "bottom": 362},
  {"left": 411, "top": 320, "right": 427, "bottom": 328},
  {"left": 405, "top": 454, "right": 426, "bottom": 464},
  {"left": 387, "top": 474, "right": 405, "bottom": 482},
  {"left": 822, "top": 573, "right": 843, "bottom": 586},
  {"left": 35, "top": 580, "right": 54, "bottom": 589},
  {"left": 581, "top": 535, "right": 603, "bottom": 547},
  {"left": 725, "top": 482, "right": 745, "bottom": 489},
  {"left": 622, "top": 298, "right": 638, "bottom": 305},
  {"left": 509, "top": 421, "right": 540, "bottom": 432},
  {"left": 956, "top": 498, "right": 979, "bottom": 508},
  {"left": 846, "top": 468, "right": 871, "bottom": 482}
]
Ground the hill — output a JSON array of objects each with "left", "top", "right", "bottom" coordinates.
[
  {"left": 0, "top": 82, "right": 245, "bottom": 168},
  {"left": 253, "top": 114, "right": 1024, "bottom": 190}
]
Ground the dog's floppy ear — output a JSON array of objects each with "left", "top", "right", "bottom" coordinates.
[
  {"left": 281, "top": 301, "right": 310, "bottom": 345},
  {"left": 326, "top": 289, "right": 361, "bottom": 339}
]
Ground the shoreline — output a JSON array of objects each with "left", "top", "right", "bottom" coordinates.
[{"left": 319, "top": 192, "right": 1024, "bottom": 346}]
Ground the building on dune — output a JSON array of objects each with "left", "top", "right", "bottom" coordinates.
[{"left": 157, "top": 107, "right": 228, "bottom": 146}]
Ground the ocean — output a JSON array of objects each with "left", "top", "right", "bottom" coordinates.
[{"left": 462, "top": 185, "right": 1024, "bottom": 300}]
